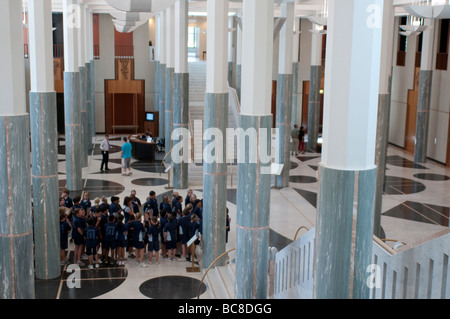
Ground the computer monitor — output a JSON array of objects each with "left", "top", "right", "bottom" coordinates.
[{"left": 145, "top": 112, "right": 154, "bottom": 122}]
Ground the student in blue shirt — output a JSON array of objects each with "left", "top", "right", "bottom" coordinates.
[
  {"left": 164, "top": 214, "right": 177, "bottom": 261},
  {"left": 72, "top": 208, "right": 86, "bottom": 266},
  {"left": 80, "top": 192, "right": 91, "bottom": 212},
  {"left": 121, "top": 137, "right": 133, "bottom": 176},
  {"left": 188, "top": 214, "right": 200, "bottom": 262},
  {"left": 61, "top": 188, "right": 73, "bottom": 209},
  {"left": 144, "top": 191, "right": 159, "bottom": 217},
  {"left": 60, "top": 214, "right": 71, "bottom": 265},
  {"left": 115, "top": 215, "right": 128, "bottom": 266},
  {"left": 178, "top": 208, "right": 191, "bottom": 261},
  {"left": 109, "top": 196, "right": 122, "bottom": 216},
  {"left": 84, "top": 218, "right": 100, "bottom": 269},
  {"left": 132, "top": 213, "right": 146, "bottom": 267},
  {"left": 103, "top": 214, "right": 117, "bottom": 265},
  {"left": 147, "top": 217, "right": 160, "bottom": 265}
]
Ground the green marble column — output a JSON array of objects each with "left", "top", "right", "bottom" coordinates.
[
  {"left": 0, "top": 115, "right": 35, "bottom": 299},
  {"left": 30, "top": 92, "right": 61, "bottom": 280}
]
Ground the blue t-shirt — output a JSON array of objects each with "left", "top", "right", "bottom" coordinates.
[
  {"left": 132, "top": 221, "right": 145, "bottom": 242},
  {"left": 121, "top": 142, "right": 132, "bottom": 159},
  {"left": 148, "top": 224, "right": 160, "bottom": 243},
  {"left": 84, "top": 226, "right": 99, "bottom": 247},
  {"left": 104, "top": 222, "right": 117, "bottom": 241}
]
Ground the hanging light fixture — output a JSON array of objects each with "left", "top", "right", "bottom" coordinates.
[
  {"left": 404, "top": 0, "right": 450, "bottom": 19},
  {"left": 308, "top": 0, "right": 328, "bottom": 28},
  {"left": 399, "top": 14, "right": 428, "bottom": 36}
]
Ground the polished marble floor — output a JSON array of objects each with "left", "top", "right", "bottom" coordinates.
[{"left": 38, "top": 135, "right": 450, "bottom": 299}]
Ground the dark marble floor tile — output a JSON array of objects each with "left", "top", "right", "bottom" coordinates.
[
  {"left": 131, "top": 160, "right": 165, "bottom": 173},
  {"left": 131, "top": 178, "right": 169, "bottom": 187},
  {"left": 413, "top": 173, "right": 450, "bottom": 181},
  {"left": 289, "top": 175, "right": 317, "bottom": 184},
  {"left": 383, "top": 201, "right": 449, "bottom": 226},
  {"left": 293, "top": 188, "right": 317, "bottom": 208},
  {"left": 59, "top": 179, "right": 125, "bottom": 198},
  {"left": 139, "top": 276, "right": 207, "bottom": 299},
  {"left": 296, "top": 156, "right": 320, "bottom": 162},
  {"left": 386, "top": 155, "right": 428, "bottom": 169},
  {"left": 269, "top": 229, "right": 293, "bottom": 251},
  {"left": 308, "top": 165, "right": 318, "bottom": 171},
  {"left": 383, "top": 176, "right": 426, "bottom": 195}
]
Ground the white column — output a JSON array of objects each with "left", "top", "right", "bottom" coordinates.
[
  {"left": 166, "top": 6, "right": 175, "bottom": 69},
  {"left": 206, "top": 0, "right": 229, "bottom": 94},
  {"left": 78, "top": 1, "right": 85, "bottom": 68},
  {"left": 321, "top": 1, "right": 382, "bottom": 171},
  {"left": 0, "top": 0, "right": 27, "bottom": 115},
  {"left": 29, "top": 0, "right": 54, "bottom": 92},
  {"left": 236, "top": 16, "right": 242, "bottom": 66},
  {"left": 175, "top": 0, "right": 188, "bottom": 74},
  {"left": 63, "top": 0, "right": 79, "bottom": 73},
  {"left": 155, "top": 13, "right": 161, "bottom": 62},
  {"left": 311, "top": 29, "right": 323, "bottom": 67},
  {"left": 292, "top": 18, "right": 300, "bottom": 64},
  {"left": 228, "top": 16, "right": 234, "bottom": 64},
  {"left": 160, "top": 10, "right": 166, "bottom": 65},
  {"left": 240, "top": 3, "right": 273, "bottom": 116},
  {"left": 420, "top": 18, "right": 435, "bottom": 71},
  {"left": 278, "top": 2, "right": 294, "bottom": 75}
]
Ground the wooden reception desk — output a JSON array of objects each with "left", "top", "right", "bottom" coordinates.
[{"left": 129, "top": 135, "right": 158, "bottom": 162}]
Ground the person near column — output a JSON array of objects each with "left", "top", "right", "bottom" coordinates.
[
  {"left": 100, "top": 135, "right": 110, "bottom": 172},
  {"left": 291, "top": 124, "right": 300, "bottom": 156},
  {"left": 299, "top": 126, "right": 306, "bottom": 154},
  {"left": 121, "top": 136, "right": 133, "bottom": 176}
]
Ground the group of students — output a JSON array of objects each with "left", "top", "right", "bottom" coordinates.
[{"left": 59, "top": 188, "right": 204, "bottom": 269}]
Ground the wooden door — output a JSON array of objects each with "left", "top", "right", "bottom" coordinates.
[{"left": 302, "top": 81, "right": 309, "bottom": 128}]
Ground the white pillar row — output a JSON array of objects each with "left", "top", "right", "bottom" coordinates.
[
  {"left": 64, "top": 0, "right": 79, "bottom": 73},
  {"left": 159, "top": 10, "right": 166, "bottom": 141},
  {"left": 291, "top": 17, "right": 301, "bottom": 128}
]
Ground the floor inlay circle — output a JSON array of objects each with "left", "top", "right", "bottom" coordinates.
[{"left": 139, "top": 276, "right": 207, "bottom": 299}]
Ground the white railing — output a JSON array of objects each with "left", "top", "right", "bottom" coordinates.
[
  {"left": 274, "top": 228, "right": 450, "bottom": 299},
  {"left": 274, "top": 227, "right": 316, "bottom": 299},
  {"left": 371, "top": 229, "right": 450, "bottom": 299}
]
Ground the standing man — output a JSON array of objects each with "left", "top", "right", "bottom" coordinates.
[
  {"left": 100, "top": 135, "right": 110, "bottom": 172},
  {"left": 121, "top": 136, "right": 133, "bottom": 176}
]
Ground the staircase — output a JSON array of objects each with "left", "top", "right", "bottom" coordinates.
[
  {"left": 187, "top": 61, "right": 239, "bottom": 187},
  {"left": 202, "top": 263, "right": 236, "bottom": 299}
]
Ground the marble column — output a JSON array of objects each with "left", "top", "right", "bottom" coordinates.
[
  {"left": 165, "top": 6, "right": 175, "bottom": 162},
  {"left": 235, "top": 0, "right": 274, "bottom": 299},
  {"left": 173, "top": 0, "right": 190, "bottom": 189},
  {"left": 64, "top": 0, "right": 83, "bottom": 192},
  {"left": 275, "top": 2, "right": 294, "bottom": 189},
  {"left": 29, "top": 0, "right": 61, "bottom": 280},
  {"left": 202, "top": 0, "right": 229, "bottom": 269},
  {"left": 78, "top": 4, "right": 88, "bottom": 167},
  {"left": 0, "top": 0, "right": 35, "bottom": 299},
  {"left": 414, "top": 19, "right": 435, "bottom": 164},
  {"left": 314, "top": 0, "right": 384, "bottom": 299},
  {"left": 374, "top": 1, "right": 395, "bottom": 238},
  {"left": 89, "top": 60, "right": 96, "bottom": 139},
  {"left": 307, "top": 29, "right": 323, "bottom": 152}
]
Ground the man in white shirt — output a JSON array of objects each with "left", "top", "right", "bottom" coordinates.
[{"left": 100, "top": 135, "right": 110, "bottom": 172}]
